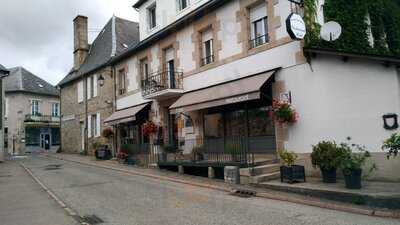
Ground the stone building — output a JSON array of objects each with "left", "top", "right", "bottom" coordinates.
[
  {"left": 0, "top": 64, "right": 9, "bottom": 161},
  {"left": 58, "top": 15, "right": 140, "bottom": 155},
  {"left": 4, "top": 67, "right": 60, "bottom": 155},
  {"left": 104, "top": 0, "right": 399, "bottom": 182}
]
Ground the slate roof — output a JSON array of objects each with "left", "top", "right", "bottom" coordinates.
[
  {"left": 58, "top": 16, "right": 140, "bottom": 87},
  {"left": 5, "top": 67, "right": 59, "bottom": 96},
  {"left": 0, "top": 64, "right": 9, "bottom": 75}
]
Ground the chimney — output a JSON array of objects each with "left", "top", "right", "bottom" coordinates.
[{"left": 73, "top": 15, "right": 88, "bottom": 70}]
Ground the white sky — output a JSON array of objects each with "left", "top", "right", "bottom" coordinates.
[{"left": 0, "top": 0, "right": 139, "bottom": 85}]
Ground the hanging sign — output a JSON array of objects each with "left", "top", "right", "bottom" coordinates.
[{"left": 286, "top": 13, "right": 306, "bottom": 40}]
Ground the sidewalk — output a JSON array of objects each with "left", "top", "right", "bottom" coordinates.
[{"left": 45, "top": 153, "right": 400, "bottom": 218}]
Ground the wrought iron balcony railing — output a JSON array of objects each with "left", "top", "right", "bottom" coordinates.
[
  {"left": 141, "top": 70, "right": 183, "bottom": 97},
  {"left": 249, "top": 34, "right": 269, "bottom": 49}
]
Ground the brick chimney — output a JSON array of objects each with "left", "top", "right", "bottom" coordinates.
[{"left": 73, "top": 15, "right": 88, "bottom": 70}]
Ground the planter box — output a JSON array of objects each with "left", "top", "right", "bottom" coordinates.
[
  {"left": 280, "top": 165, "right": 306, "bottom": 184},
  {"left": 343, "top": 168, "right": 362, "bottom": 189},
  {"left": 321, "top": 168, "right": 337, "bottom": 183}
]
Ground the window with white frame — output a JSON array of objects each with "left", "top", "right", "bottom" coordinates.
[
  {"left": 52, "top": 103, "right": 60, "bottom": 117},
  {"left": 86, "top": 75, "right": 97, "bottom": 99},
  {"left": 31, "top": 100, "right": 40, "bottom": 116},
  {"left": 201, "top": 29, "right": 214, "bottom": 66},
  {"left": 177, "top": 0, "right": 189, "bottom": 11},
  {"left": 88, "top": 113, "right": 101, "bottom": 138},
  {"left": 77, "top": 80, "right": 84, "bottom": 103},
  {"left": 148, "top": 4, "right": 157, "bottom": 29},
  {"left": 118, "top": 69, "right": 126, "bottom": 95},
  {"left": 249, "top": 3, "right": 268, "bottom": 49}
]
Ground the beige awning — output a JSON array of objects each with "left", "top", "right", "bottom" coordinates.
[
  {"left": 170, "top": 70, "right": 276, "bottom": 113},
  {"left": 104, "top": 103, "right": 149, "bottom": 126}
]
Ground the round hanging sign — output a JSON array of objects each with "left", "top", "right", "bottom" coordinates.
[{"left": 286, "top": 13, "right": 306, "bottom": 40}]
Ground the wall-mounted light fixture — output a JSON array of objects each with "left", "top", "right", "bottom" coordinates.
[
  {"left": 383, "top": 113, "right": 399, "bottom": 130},
  {"left": 98, "top": 75, "right": 105, "bottom": 87}
]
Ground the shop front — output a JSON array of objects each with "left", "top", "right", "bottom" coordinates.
[
  {"left": 104, "top": 103, "right": 156, "bottom": 166},
  {"left": 162, "top": 69, "right": 278, "bottom": 168}
]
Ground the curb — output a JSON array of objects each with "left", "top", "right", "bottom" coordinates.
[
  {"left": 46, "top": 154, "right": 400, "bottom": 219},
  {"left": 19, "top": 163, "right": 89, "bottom": 225}
]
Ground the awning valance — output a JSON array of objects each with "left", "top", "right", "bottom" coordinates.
[
  {"left": 104, "top": 103, "right": 149, "bottom": 126},
  {"left": 169, "top": 70, "right": 277, "bottom": 113}
]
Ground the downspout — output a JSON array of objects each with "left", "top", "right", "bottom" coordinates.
[
  {"left": 84, "top": 76, "right": 88, "bottom": 155},
  {"left": 112, "top": 65, "right": 117, "bottom": 157}
]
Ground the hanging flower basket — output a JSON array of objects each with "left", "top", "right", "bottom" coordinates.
[
  {"left": 142, "top": 121, "right": 158, "bottom": 137},
  {"left": 102, "top": 128, "right": 114, "bottom": 138},
  {"left": 270, "top": 99, "right": 298, "bottom": 124}
]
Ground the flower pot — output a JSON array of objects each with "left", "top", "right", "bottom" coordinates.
[
  {"left": 280, "top": 165, "right": 306, "bottom": 184},
  {"left": 343, "top": 168, "right": 362, "bottom": 189},
  {"left": 321, "top": 168, "right": 337, "bottom": 183}
]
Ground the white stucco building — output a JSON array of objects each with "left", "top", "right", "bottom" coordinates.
[{"left": 104, "top": 0, "right": 400, "bottom": 181}]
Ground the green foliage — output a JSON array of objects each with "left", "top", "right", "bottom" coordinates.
[
  {"left": 311, "top": 141, "right": 347, "bottom": 170},
  {"left": 382, "top": 133, "right": 400, "bottom": 159},
  {"left": 224, "top": 144, "right": 238, "bottom": 155},
  {"left": 304, "top": 0, "right": 400, "bottom": 57},
  {"left": 339, "top": 140, "right": 377, "bottom": 176},
  {"left": 91, "top": 141, "right": 102, "bottom": 150},
  {"left": 279, "top": 150, "right": 298, "bottom": 167}
]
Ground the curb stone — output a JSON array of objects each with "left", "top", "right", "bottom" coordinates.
[
  {"left": 20, "top": 163, "right": 91, "bottom": 225},
  {"left": 46, "top": 154, "right": 400, "bottom": 219}
]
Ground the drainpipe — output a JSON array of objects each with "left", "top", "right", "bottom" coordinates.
[
  {"left": 112, "top": 65, "right": 117, "bottom": 157},
  {"left": 84, "top": 76, "right": 88, "bottom": 155}
]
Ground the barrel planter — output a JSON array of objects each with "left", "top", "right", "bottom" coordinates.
[
  {"left": 343, "top": 168, "right": 362, "bottom": 189},
  {"left": 321, "top": 168, "right": 337, "bottom": 183},
  {"left": 280, "top": 165, "right": 306, "bottom": 184}
]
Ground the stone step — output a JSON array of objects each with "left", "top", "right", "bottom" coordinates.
[
  {"left": 250, "top": 171, "right": 281, "bottom": 184},
  {"left": 240, "top": 163, "right": 281, "bottom": 177}
]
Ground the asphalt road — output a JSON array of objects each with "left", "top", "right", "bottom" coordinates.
[
  {"left": 0, "top": 159, "right": 78, "bottom": 225},
  {"left": 16, "top": 156, "right": 400, "bottom": 225}
]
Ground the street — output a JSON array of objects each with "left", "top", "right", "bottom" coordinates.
[{"left": 0, "top": 155, "right": 397, "bottom": 225}]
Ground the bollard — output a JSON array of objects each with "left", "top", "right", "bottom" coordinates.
[{"left": 208, "top": 167, "right": 215, "bottom": 179}]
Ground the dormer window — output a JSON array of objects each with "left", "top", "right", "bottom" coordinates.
[
  {"left": 178, "top": 0, "right": 189, "bottom": 11},
  {"left": 148, "top": 4, "right": 157, "bottom": 29}
]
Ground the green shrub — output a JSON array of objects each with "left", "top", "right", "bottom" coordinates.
[
  {"left": 382, "top": 133, "right": 400, "bottom": 159},
  {"left": 311, "top": 141, "right": 346, "bottom": 170},
  {"left": 279, "top": 150, "right": 298, "bottom": 167}
]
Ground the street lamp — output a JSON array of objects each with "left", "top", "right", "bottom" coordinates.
[{"left": 98, "top": 75, "right": 105, "bottom": 87}]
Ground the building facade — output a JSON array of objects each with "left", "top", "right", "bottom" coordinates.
[
  {"left": 58, "top": 15, "right": 140, "bottom": 155},
  {"left": 0, "top": 64, "right": 9, "bottom": 161},
  {"left": 4, "top": 67, "right": 60, "bottom": 155},
  {"left": 103, "top": 0, "right": 400, "bottom": 182}
]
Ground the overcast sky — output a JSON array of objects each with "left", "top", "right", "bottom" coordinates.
[{"left": 0, "top": 0, "right": 139, "bottom": 85}]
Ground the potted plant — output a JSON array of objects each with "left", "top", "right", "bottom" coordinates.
[
  {"left": 224, "top": 144, "right": 240, "bottom": 162},
  {"left": 340, "top": 141, "right": 376, "bottom": 189},
  {"left": 311, "top": 141, "right": 346, "bottom": 183},
  {"left": 382, "top": 133, "right": 400, "bottom": 159},
  {"left": 191, "top": 145, "right": 205, "bottom": 162},
  {"left": 270, "top": 99, "right": 298, "bottom": 124},
  {"left": 279, "top": 150, "right": 305, "bottom": 183}
]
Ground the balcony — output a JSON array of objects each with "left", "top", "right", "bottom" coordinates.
[
  {"left": 141, "top": 70, "right": 184, "bottom": 99},
  {"left": 24, "top": 114, "right": 60, "bottom": 127}
]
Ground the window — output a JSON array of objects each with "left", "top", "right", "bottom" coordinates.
[
  {"left": 118, "top": 69, "right": 126, "bottom": 95},
  {"left": 164, "top": 48, "right": 176, "bottom": 89},
  {"left": 201, "top": 29, "right": 214, "bottom": 66},
  {"left": 88, "top": 113, "right": 101, "bottom": 138},
  {"left": 140, "top": 58, "right": 149, "bottom": 80},
  {"left": 5, "top": 97, "right": 8, "bottom": 119},
  {"left": 204, "top": 113, "right": 223, "bottom": 138},
  {"left": 25, "top": 127, "right": 40, "bottom": 146},
  {"left": 77, "top": 80, "right": 84, "bottom": 103},
  {"left": 51, "top": 128, "right": 60, "bottom": 146},
  {"left": 86, "top": 75, "right": 98, "bottom": 99},
  {"left": 249, "top": 3, "right": 268, "bottom": 48},
  {"left": 148, "top": 4, "right": 157, "bottom": 29},
  {"left": 31, "top": 100, "right": 40, "bottom": 116},
  {"left": 177, "top": 0, "right": 189, "bottom": 11},
  {"left": 52, "top": 103, "right": 60, "bottom": 117}
]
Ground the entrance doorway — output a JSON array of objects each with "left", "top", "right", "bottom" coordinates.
[{"left": 40, "top": 133, "right": 51, "bottom": 150}]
